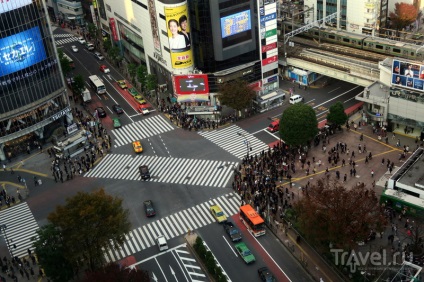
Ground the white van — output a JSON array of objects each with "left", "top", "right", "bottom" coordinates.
[
  {"left": 156, "top": 235, "right": 168, "bottom": 251},
  {"left": 289, "top": 94, "right": 304, "bottom": 104}
]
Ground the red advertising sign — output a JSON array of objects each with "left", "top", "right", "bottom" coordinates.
[
  {"left": 109, "top": 18, "right": 118, "bottom": 41},
  {"left": 261, "top": 42, "right": 277, "bottom": 53},
  {"left": 173, "top": 74, "right": 209, "bottom": 95},
  {"left": 262, "top": 55, "right": 278, "bottom": 66}
]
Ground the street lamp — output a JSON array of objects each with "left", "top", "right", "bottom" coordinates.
[{"left": 237, "top": 132, "right": 251, "bottom": 158}]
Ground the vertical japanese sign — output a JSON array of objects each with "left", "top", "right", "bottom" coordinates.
[
  {"left": 148, "top": 0, "right": 161, "bottom": 53},
  {"left": 109, "top": 18, "right": 118, "bottom": 42}
]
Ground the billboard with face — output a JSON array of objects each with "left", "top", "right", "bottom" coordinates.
[
  {"left": 392, "top": 59, "right": 424, "bottom": 92},
  {"left": 0, "top": 26, "right": 47, "bottom": 77},
  {"left": 164, "top": 4, "right": 193, "bottom": 69}
]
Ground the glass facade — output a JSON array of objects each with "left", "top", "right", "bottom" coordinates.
[{"left": 0, "top": 0, "right": 70, "bottom": 159}]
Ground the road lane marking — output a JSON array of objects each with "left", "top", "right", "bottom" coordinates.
[
  {"left": 328, "top": 87, "right": 341, "bottom": 93},
  {"left": 223, "top": 236, "right": 238, "bottom": 257}
]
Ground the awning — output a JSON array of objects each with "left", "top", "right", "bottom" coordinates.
[
  {"left": 260, "top": 91, "right": 278, "bottom": 100},
  {"left": 290, "top": 68, "right": 308, "bottom": 76}
]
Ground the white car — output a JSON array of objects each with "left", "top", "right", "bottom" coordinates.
[
  {"left": 71, "top": 45, "right": 78, "bottom": 53},
  {"left": 141, "top": 108, "right": 150, "bottom": 115},
  {"left": 94, "top": 52, "right": 104, "bottom": 60},
  {"left": 78, "top": 37, "right": 86, "bottom": 45}
]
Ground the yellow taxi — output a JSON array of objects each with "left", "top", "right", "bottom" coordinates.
[
  {"left": 132, "top": 141, "right": 143, "bottom": 153},
  {"left": 210, "top": 205, "right": 227, "bottom": 223}
]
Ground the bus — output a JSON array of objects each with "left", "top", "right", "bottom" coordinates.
[
  {"left": 239, "top": 204, "right": 266, "bottom": 237},
  {"left": 62, "top": 53, "right": 75, "bottom": 69},
  {"left": 88, "top": 75, "right": 106, "bottom": 94}
]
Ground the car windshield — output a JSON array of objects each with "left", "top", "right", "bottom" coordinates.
[
  {"left": 243, "top": 250, "right": 251, "bottom": 256},
  {"left": 230, "top": 229, "right": 238, "bottom": 235},
  {"left": 216, "top": 211, "right": 224, "bottom": 216}
]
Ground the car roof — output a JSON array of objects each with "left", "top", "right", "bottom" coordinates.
[{"left": 211, "top": 205, "right": 222, "bottom": 210}]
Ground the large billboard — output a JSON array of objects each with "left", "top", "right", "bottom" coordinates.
[
  {"left": 0, "top": 26, "right": 47, "bottom": 77},
  {"left": 220, "top": 10, "right": 251, "bottom": 38},
  {"left": 173, "top": 74, "right": 209, "bottom": 102},
  {"left": 392, "top": 59, "right": 424, "bottom": 91},
  {"left": 164, "top": 4, "right": 193, "bottom": 69},
  {"left": 0, "top": 0, "right": 32, "bottom": 14}
]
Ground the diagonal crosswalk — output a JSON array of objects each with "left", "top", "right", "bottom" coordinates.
[
  {"left": 84, "top": 154, "right": 237, "bottom": 188},
  {"left": 0, "top": 203, "right": 39, "bottom": 258},
  {"left": 111, "top": 115, "right": 175, "bottom": 147},
  {"left": 104, "top": 193, "right": 241, "bottom": 262},
  {"left": 198, "top": 125, "right": 269, "bottom": 159}
]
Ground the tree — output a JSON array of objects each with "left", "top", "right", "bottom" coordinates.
[
  {"left": 146, "top": 74, "right": 157, "bottom": 91},
  {"left": 48, "top": 189, "right": 131, "bottom": 271},
  {"left": 87, "top": 23, "right": 97, "bottom": 39},
  {"left": 72, "top": 74, "right": 86, "bottom": 97},
  {"left": 136, "top": 65, "right": 148, "bottom": 89},
  {"left": 127, "top": 63, "right": 138, "bottom": 83},
  {"left": 279, "top": 103, "right": 318, "bottom": 146},
  {"left": 326, "top": 101, "right": 348, "bottom": 126},
  {"left": 108, "top": 46, "right": 121, "bottom": 64},
  {"left": 32, "top": 224, "right": 75, "bottom": 282},
  {"left": 82, "top": 263, "right": 150, "bottom": 282},
  {"left": 390, "top": 3, "right": 418, "bottom": 30},
  {"left": 218, "top": 79, "right": 256, "bottom": 113},
  {"left": 294, "top": 178, "right": 386, "bottom": 249},
  {"left": 103, "top": 38, "right": 112, "bottom": 52},
  {"left": 57, "top": 48, "right": 72, "bottom": 76}
]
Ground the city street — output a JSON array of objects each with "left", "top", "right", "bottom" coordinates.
[{"left": 1, "top": 27, "right": 415, "bottom": 282}]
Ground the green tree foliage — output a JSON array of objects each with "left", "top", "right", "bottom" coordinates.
[
  {"left": 136, "top": 65, "right": 148, "bottom": 87},
  {"left": 48, "top": 188, "right": 131, "bottom": 271},
  {"left": 108, "top": 46, "right": 121, "bottom": 63},
  {"left": 390, "top": 3, "right": 418, "bottom": 30},
  {"left": 103, "top": 38, "right": 112, "bottom": 52},
  {"left": 57, "top": 48, "right": 71, "bottom": 76},
  {"left": 82, "top": 263, "right": 150, "bottom": 282},
  {"left": 127, "top": 63, "right": 138, "bottom": 81},
  {"left": 279, "top": 103, "right": 318, "bottom": 146},
  {"left": 87, "top": 23, "right": 97, "bottom": 39},
  {"left": 326, "top": 101, "right": 348, "bottom": 126},
  {"left": 294, "top": 178, "right": 386, "bottom": 249},
  {"left": 218, "top": 79, "right": 256, "bottom": 111},
  {"left": 146, "top": 74, "right": 157, "bottom": 91},
  {"left": 32, "top": 224, "right": 74, "bottom": 282},
  {"left": 72, "top": 74, "right": 86, "bottom": 96}
]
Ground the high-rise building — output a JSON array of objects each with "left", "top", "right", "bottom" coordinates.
[
  {"left": 0, "top": 0, "right": 72, "bottom": 161},
  {"left": 100, "top": 0, "right": 282, "bottom": 113}
]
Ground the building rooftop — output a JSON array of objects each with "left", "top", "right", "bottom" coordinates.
[{"left": 392, "top": 148, "right": 424, "bottom": 189}]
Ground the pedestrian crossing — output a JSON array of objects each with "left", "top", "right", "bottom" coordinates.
[
  {"left": 0, "top": 203, "right": 39, "bottom": 258},
  {"left": 111, "top": 115, "right": 175, "bottom": 147},
  {"left": 174, "top": 245, "right": 207, "bottom": 281},
  {"left": 198, "top": 125, "right": 270, "bottom": 159},
  {"left": 84, "top": 154, "right": 237, "bottom": 188},
  {"left": 104, "top": 192, "right": 241, "bottom": 262},
  {"left": 53, "top": 34, "right": 79, "bottom": 46}
]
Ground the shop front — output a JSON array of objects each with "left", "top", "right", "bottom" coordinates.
[{"left": 253, "top": 89, "right": 286, "bottom": 113}]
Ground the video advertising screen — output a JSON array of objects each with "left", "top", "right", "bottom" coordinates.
[
  {"left": 174, "top": 74, "right": 209, "bottom": 95},
  {"left": 391, "top": 59, "right": 424, "bottom": 92},
  {"left": 0, "top": 0, "right": 32, "bottom": 13},
  {"left": 0, "top": 26, "right": 47, "bottom": 77},
  {"left": 220, "top": 10, "right": 251, "bottom": 39}
]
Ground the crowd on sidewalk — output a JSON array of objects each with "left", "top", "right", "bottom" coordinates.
[{"left": 1, "top": 249, "right": 46, "bottom": 282}]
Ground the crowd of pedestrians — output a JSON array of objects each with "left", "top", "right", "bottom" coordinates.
[{"left": 0, "top": 249, "right": 44, "bottom": 282}]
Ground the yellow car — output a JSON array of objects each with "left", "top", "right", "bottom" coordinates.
[
  {"left": 210, "top": 205, "right": 227, "bottom": 223},
  {"left": 132, "top": 141, "right": 143, "bottom": 153},
  {"left": 117, "top": 80, "right": 128, "bottom": 89},
  {"left": 134, "top": 94, "right": 147, "bottom": 105}
]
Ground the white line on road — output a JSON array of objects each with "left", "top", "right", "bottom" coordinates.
[
  {"left": 328, "top": 87, "right": 341, "bottom": 93},
  {"left": 155, "top": 257, "right": 169, "bottom": 282},
  {"left": 344, "top": 96, "right": 357, "bottom": 103},
  {"left": 171, "top": 251, "right": 188, "bottom": 282},
  {"left": 132, "top": 243, "right": 187, "bottom": 266},
  {"left": 312, "top": 86, "right": 360, "bottom": 109},
  {"left": 223, "top": 236, "right": 238, "bottom": 257}
]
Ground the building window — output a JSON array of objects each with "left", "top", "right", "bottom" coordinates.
[{"left": 106, "top": 4, "right": 111, "bottom": 12}]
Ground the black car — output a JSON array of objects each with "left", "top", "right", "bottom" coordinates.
[
  {"left": 112, "top": 104, "right": 124, "bottom": 115},
  {"left": 258, "top": 267, "right": 276, "bottom": 282},
  {"left": 143, "top": 200, "right": 156, "bottom": 217},
  {"left": 223, "top": 221, "right": 242, "bottom": 242},
  {"left": 139, "top": 165, "right": 150, "bottom": 180},
  {"left": 96, "top": 107, "right": 106, "bottom": 118}
]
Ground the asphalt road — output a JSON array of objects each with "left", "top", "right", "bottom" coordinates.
[{"left": 1, "top": 27, "right": 364, "bottom": 281}]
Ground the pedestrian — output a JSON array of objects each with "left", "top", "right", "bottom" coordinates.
[
  {"left": 344, "top": 174, "right": 347, "bottom": 182},
  {"left": 371, "top": 170, "right": 374, "bottom": 177},
  {"left": 382, "top": 158, "right": 385, "bottom": 165},
  {"left": 2, "top": 164, "right": 5, "bottom": 171}
]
